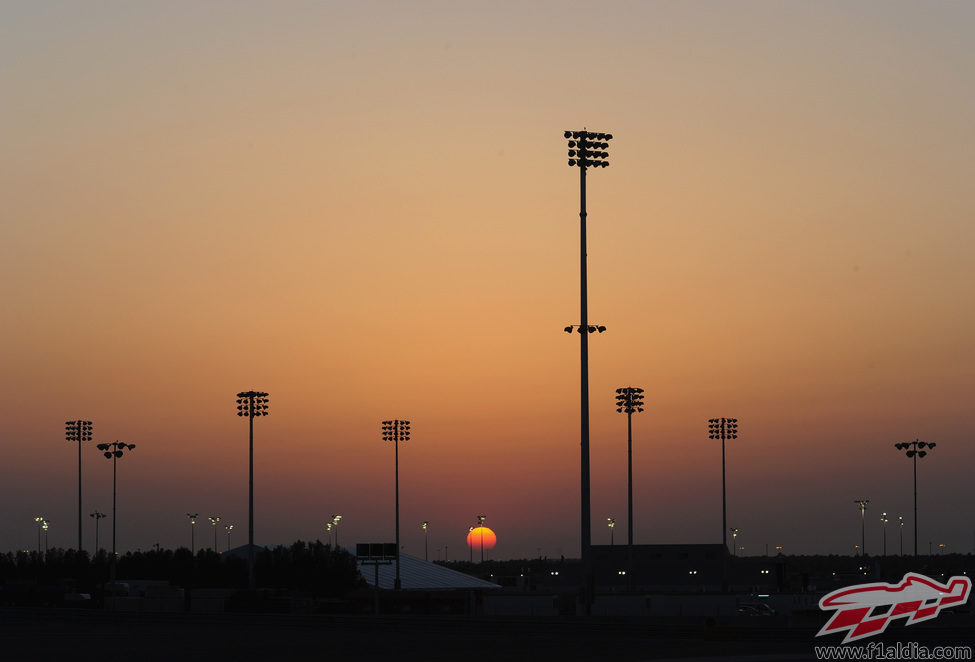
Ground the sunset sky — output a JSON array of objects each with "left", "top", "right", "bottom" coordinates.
[{"left": 2, "top": 1, "right": 973, "bottom": 560}]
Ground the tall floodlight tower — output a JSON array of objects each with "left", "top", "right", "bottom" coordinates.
[{"left": 564, "top": 128, "right": 612, "bottom": 614}]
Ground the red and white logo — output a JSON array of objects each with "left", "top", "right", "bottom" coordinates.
[{"left": 817, "top": 572, "right": 971, "bottom": 643}]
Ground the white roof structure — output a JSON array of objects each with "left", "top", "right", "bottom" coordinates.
[{"left": 357, "top": 553, "right": 501, "bottom": 590}]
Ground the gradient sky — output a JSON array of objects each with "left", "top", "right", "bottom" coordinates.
[{"left": 2, "top": 1, "right": 973, "bottom": 560}]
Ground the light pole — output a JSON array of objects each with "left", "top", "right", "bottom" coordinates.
[
  {"left": 90, "top": 511, "right": 106, "bottom": 552},
  {"left": 477, "top": 515, "right": 486, "bottom": 563},
  {"left": 708, "top": 418, "right": 738, "bottom": 553},
  {"left": 382, "top": 419, "right": 410, "bottom": 590},
  {"left": 730, "top": 528, "right": 740, "bottom": 557},
  {"left": 898, "top": 516, "right": 904, "bottom": 556},
  {"left": 331, "top": 514, "right": 342, "bottom": 548},
  {"left": 468, "top": 527, "right": 474, "bottom": 563},
  {"left": 607, "top": 518, "right": 615, "bottom": 545},
  {"left": 894, "top": 439, "right": 935, "bottom": 559},
  {"left": 209, "top": 516, "right": 221, "bottom": 551},
  {"left": 65, "top": 420, "right": 93, "bottom": 551},
  {"left": 855, "top": 499, "right": 869, "bottom": 556},
  {"left": 422, "top": 521, "right": 429, "bottom": 562},
  {"left": 96, "top": 440, "right": 135, "bottom": 569},
  {"left": 225, "top": 524, "right": 234, "bottom": 552},
  {"left": 616, "top": 386, "right": 644, "bottom": 586},
  {"left": 325, "top": 521, "right": 333, "bottom": 546},
  {"left": 187, "top": 513, "right": 198, "bottom": 554},
  {"left": 880, "top": 512, "right": 888, "bottom": 557},
  {"left": 564, "top": 127, "right": 612, "bottom": 616},
  {"left": 236, "top": 390, "right": 269, "bottom": 591},
  {"left": 34, "top": 516, "right": 48, "bottom": 556}
]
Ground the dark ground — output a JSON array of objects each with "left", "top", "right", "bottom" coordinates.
[{"left": 3, "top": 608, "right": 971, "bottom": 662}]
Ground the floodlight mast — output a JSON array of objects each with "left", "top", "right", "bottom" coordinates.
[
  {"left": 854, "top": 499, "right": 869, "bottom": 556},
  {"left": 382, "top": 419, "right": 410, "bottom": 590},
  {"left": 96, "top": 440, "right": 136, "bottom": 579},
  {"left": 894, "top": 439, "right": 936, "bottom": 558},
  {"left": 65, "top": 420, "right": 93, "bottom": 551},
  {"left": 237, "top": 390, "right": 269, "bottom": 590},
  {"left": 564, "top": 128, "right": 612, "bottom": 615},
  {"left": 616, "top": 387, "right": 644, "bottom": 589},
  {"left": 708, "top": 418, "right": 738, "bottom": 554}
]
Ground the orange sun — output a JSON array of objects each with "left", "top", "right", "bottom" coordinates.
[{"left": 466, "top": 526, "right": 497, "bottom": 550}]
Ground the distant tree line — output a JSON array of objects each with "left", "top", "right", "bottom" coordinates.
[{"left": 0, "top": 540, "right": 363, "bottom": 602}]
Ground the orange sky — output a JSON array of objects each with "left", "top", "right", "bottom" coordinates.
[{"left": 2, "top": 1, "right": 974, "bottom": 559}]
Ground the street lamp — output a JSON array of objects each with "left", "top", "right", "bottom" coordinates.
[
  {"left": 708, "top": 418, "right": 738, "bottom": 553},
  {"left": 468, "top": 527, "right": 474, "bottom": 563},
  {"left": 90, "top": 511, "right": 106, "bottom": 553},
  {"left": 880, "top": 512, "right": 888, "bottom": 557},
  {"left": 187, "top": 513, "right": 198, "bottom": 554},
  {"left": 209, "top": 516, "right": 221, "bottom": 551},
  {"left": 898, "top": 516, "right": 904, "bottom": 556},
  {"left": 65, "top": 420, "right": 93, "bottom": 551},
  {"left": 236, "top": 390, "right": 269, "bottom": 590},
  {"left": 854, "top": 499, "right": 869, "bottom": 556},
  {"left": 422, "top": 521, "right": 429, "bottom": 562},
  {"left": 894, "top": 439, "right": 936, "bottom": 558},
  {"left": 325, "top": 521, "right": 333, "bottom": 546},
  {"left": 225, "top": 524, "right": 234, "bottom": 552},
  {"left": 330, "top": 514, "right": 342, "bottom": 548},
  {"left": 96, "top": 440, "right": 135, "bottom": 567},
  {"left": 616, "top": 386, "right": 644, "bottom": 586},
  {"left": 607, "top": 518, "right": 615, "bottom": 546},
  {"left": 564, "top": 127, "right": 612, "bottom": 615},
  {"left": 730, "top": 528, "right": 740, "bottom": 557},
  {"left": 382, "top": 419, "right": 410, "bottom": 590}
]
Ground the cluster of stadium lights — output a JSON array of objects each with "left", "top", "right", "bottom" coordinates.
[
  {"left": 97, "top": 440, "right": 135, "bottom": 458},
  {"left": 615, "top": 387, "right": 645, "bottom": 414},
  {"left": 382, "top": 419, "right": 411, "bottom": 442},
  {"left": 708, "top": 418, "right": 738, "bottom": 440},
  {"left": 65, "top": 420, "right": 93, "bottom": 444},
  {"left": 564, "top": 130, "right": 613, "bottom": 169},
  {"left": 563, "top": 325, "right": 606, "bottom": 334},
  {"left": 894, "top": 440, "right": 935, "bottom": 457},
  {"left": 236, "top": 391, "right": 270, "bottom": 418}
]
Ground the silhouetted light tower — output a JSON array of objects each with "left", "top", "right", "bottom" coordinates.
[
  {"left": 880, "top": 512, "right": 888, "bottom": 557},
  {"left": 236, "top": 390, "right": 269, "bottom": 590},
  {"left": 422, "top": 521, "right": 429, "bottom": 562},
  {"left": 894, "top": 439, "right": 936, "bottom": 558},
  {"left": 730, "top": 528, "right": 740, "bottom": 556},
  {"left": 331, "top": 514, "right": 342, "bottom": 548},
  {"left": 616, "top": 386, "right": 644, "bottom": 586},
  {"left": 187, "top": 513, "right": 199, "bottom": 554},
  {"left": 90, "top": 511, "right": 106, "bottom": 552},
  {"left": 607, "top": 518, "right": 615, "bottom": 545},
  {"left": 708, "top": 418, "right": 738, "bottom": 553},
  {"left": 898, "top": 515, "right": 904, "bottom": 556},
  {"left": 34, "top": 516, "right": 47, "bottom": 556},
  {"left": 477, "top": 515, "right": 486, "bottom": 562},
  {"left": 854, "top": 499, "right": 869, "bottom": 556},
  {"left": 65, "top": 420, "right": 93, "bottom": 551},
  {"left": 564, "top": 125, "right": 613, "bottom": 615},
  {"left": 325, "top": 521, "right": 333, "bottom": 546},
  {"left": 468, "top": 527, "right": 474, "bottom": 563},
  {"left": 209, "top": 516, "right": 221, "bottom": 551},
  {"left": 96, "top": 440, "right": 135, "bottom": 564},
  {"left": 382, "top": 419, "right": 410, "bottom": 590},
  {"left": 225, "top": 524, "right": 234, "bottom": 552}
]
